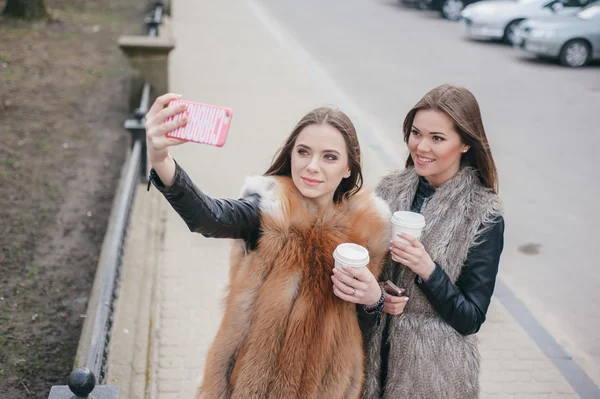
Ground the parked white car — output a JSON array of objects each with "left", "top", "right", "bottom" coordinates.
[{"left": 460, "top": 0, "right": 593, "bottom": 44}]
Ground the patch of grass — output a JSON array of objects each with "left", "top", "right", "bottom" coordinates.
[
  {"left": 27, "top": 264, "right": 38, "bottom": 278},
  {"left": 79, "top": 77, "right": 93, "bottom": 89},
  {"left": 41, "top": 139, "right": 49, "bottom": 153},
  {"left": 81, "top": 11, "right": 122, "bottom": 25},
  {"left": 0, "top": 52, "right": 9, "bottom": 63},
  {"left": 32, "top": 353, "right": 43, "bottom": 371},
  {"left": 7, "top": 358, "right": 17, "bottom": 370},
  {"left": 86, "top": 67, "right": 102, "bottom": 78},
  {"left": 4, "top": 70, "right": 14, "bottom": 81},
  {"left": 3, "top": 28, "right": 30, "bottom": 41},
  {"left": 39, "top": 203, "right": 49, "bottom": 212},
  {"left": 4, "top": 158, "right": 16, "bottom": 168},
  {"left": 60, "top": 32, "right": 77, "bottom": 40}
]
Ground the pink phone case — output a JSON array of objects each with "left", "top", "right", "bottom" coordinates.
[{"left": 165, "top": 99, "right": 232, "bottom": 147}]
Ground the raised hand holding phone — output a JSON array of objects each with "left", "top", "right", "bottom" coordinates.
[
  {"left": 145, "top": 94, "right": 188, "bottom": 159},
  {"left": 145, "top": 93, "right": 233, "bottom": 187}
]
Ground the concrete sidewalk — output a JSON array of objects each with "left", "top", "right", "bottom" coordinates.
[{"left": 107, "top": 0, "right": 581, "bottom": 397}]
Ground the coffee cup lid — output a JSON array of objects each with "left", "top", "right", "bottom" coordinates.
[
  {"left": 391, "top": 211, "right": 425, "bottom": 228},
  {"left": 333, "top": 243, "right": 370, "bottom": 267}
]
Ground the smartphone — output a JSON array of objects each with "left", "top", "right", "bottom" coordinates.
[
  {"left": 383, "top": 280, "right": 405, "bottom": 297},
  {"left": 165, "top": 99, "right": 232, "bottom": 147}
]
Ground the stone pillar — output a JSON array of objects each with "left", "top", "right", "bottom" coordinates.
[{"left": 118, "top": 27, "right": 175, "bottom": 113}]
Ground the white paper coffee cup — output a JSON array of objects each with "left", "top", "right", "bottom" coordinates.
[
  {"left": 391, "top": 211, "right": 426, "bottom": 245},
  {"left": 333, "top": 243, "right": 370, "bottom": 273}
]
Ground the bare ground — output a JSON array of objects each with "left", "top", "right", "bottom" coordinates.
[{"left": 0, "top": 0, "right": 146, "bottom": 397}]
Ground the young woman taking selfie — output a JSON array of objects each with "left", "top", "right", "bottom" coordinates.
[{"left": 144, "top": 93, "right": 391, "bottom": 398}]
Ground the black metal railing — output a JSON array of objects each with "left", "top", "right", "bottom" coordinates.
[
  {"left": 146, "top": 1, "right": 164, "bottom": 37},
  {"left": 47, "top": 3, "right": 165, "bottom": 398},
  {"left": 125, "top": 82, "right": 151, "bottom": 182}
]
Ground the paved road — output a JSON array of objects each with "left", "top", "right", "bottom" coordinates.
[{"left": 257, "top": 0, "right": 600, "bottom": 384}]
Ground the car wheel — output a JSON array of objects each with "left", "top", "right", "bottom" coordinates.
[
  {"left": 504, "top": 19, "right": 523, "bottom": 45},
  {"left": 441, "top": 0, "right": 464, "bottom": 21},
  {"left": 559, "top": 40, "right": 590, "bottom": 67}
]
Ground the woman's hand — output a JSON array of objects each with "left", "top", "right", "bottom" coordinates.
[
  {"left": 383, "top": 293, "right": 409, "bottom": 315},
  {"left": 331, "top": 266, "right": 382, "bottom": 306},
  {"left": 145, "top": 93, "right": 189, "bottom": 186},
  {"left": 146, "top": 93, "right": 189, "bottom": 164},
  {"left": 390, "top": 233, "right": 436, "bottom": 282}
]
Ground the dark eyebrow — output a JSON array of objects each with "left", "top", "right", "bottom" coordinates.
[
  {"left": 412, "top": 125, "right": 446, "bottom": 136},
  {"left": 296, "top": 143, "right": 341, "bottom": 155}
]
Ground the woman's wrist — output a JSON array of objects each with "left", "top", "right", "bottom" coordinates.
[
  {"left": 151, "top": 155, "right": 177, "bottom": 187},
  {"left": 418, "top": 260, "right": 437, "bottom": 282},
  {"left": 365, "top": 281, "right": 382, "bottom": 306},
  {"left": 363, "top": 284, "right": 385, "bottom": 313}
]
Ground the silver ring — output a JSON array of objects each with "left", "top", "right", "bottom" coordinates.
[{"left": 352, "top": 288, "right": 356, "bottom": 296}]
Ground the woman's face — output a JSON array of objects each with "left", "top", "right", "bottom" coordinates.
[
  {"left": 408, "top": 109, "right": 470, "bottom": 187},
  {"left": 291, "top": 123, "right": 351, "bottom": 209}
]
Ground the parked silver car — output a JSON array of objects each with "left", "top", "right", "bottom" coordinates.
[
  {"left": 514, "top": 2, "right": 600, "bottom": 66},
  {"left": 460, "top": 0, "right": 592, "bottom": 44}
]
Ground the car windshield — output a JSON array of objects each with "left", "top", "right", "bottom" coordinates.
[{"left": 577, "top": 3, "right": 600, "bottom": 19}]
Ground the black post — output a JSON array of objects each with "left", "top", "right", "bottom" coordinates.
[
  {"left": 124, "top": 119, "right": 148, "bottom": 183},
  {"left": 68, "top": 367, "right": 96, "bottom": 396},
  {"left": 125, "top": 82, "right": 151, "bottom": 182},
  {"left": 48, "top": 367, "right": 119, "bottom": 399},
  {"left": 146, "top": 1, "right": 164, "bottom": 36}
]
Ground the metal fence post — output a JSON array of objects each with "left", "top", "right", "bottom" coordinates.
[
  {"left": 125, "top": 82, "right": 151, "bottom": 182},
  {"left": 48, "top": 368, "right": 119, "bottom": 399}
]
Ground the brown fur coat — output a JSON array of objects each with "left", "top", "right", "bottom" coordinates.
[{"left": 198, "top": 176, "right": 391, "bottom": 399}]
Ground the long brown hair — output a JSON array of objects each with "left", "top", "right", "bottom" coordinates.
[
  {"left": 403, "top": 84, "right": 498, "bottom": 193},
  {"left": 265, "top": 107, "right": 363, "bottom": 203}
]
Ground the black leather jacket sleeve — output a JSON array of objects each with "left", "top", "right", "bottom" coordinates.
[
  {"left": 149, "top": 160, "right": 261, "bottom": 241},
  {"left": 415, "top": 217, "right": 505, "bottom": 335}
]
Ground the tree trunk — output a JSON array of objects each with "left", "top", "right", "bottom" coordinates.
[{"left": 2, "top": 0, "right": 48, "bottom": 20}]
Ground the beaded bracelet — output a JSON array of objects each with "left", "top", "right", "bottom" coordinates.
[{"left": 362, "top": 284, "right": 385, "bottom": 315}]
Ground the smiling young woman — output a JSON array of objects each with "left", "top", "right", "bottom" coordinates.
[
  {"left": 359, "top": 85, "right": 505, "bottom": 399},
  {"left": 144, "top": 96, "right": 391, "bottom": 398}
]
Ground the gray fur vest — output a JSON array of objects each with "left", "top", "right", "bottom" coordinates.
[{"left": 362, "top": 166, "right": 502, "bottom": 399}]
